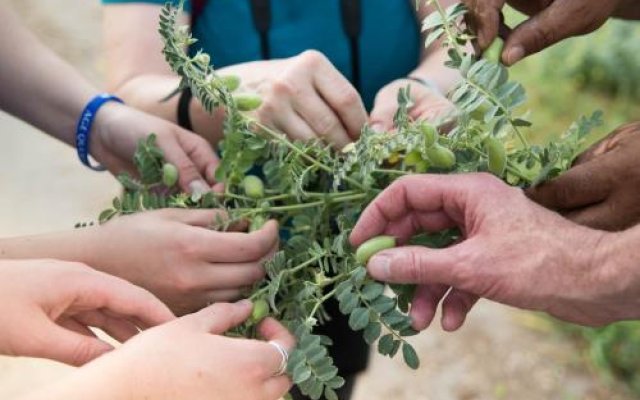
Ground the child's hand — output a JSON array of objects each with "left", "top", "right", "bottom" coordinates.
[{"left": 0, "top": 259, "right": 174, "bottom": 366}]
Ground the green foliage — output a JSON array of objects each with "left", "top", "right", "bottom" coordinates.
[
  {"left": 97, "top": 1, "right": 604, "bottom": 397},
  {"left": 545, "top": 20, "right": 640, "bottom": 101}
]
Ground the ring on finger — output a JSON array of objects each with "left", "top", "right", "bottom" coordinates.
[{"left": 268, "top": 340, "right": 289, "bottom": 377}]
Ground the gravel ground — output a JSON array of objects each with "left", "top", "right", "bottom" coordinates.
[{"left": 0, "top": 1, "right": 634, "bottom": 399}]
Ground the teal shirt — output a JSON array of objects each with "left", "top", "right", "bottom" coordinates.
[{"left": 102, "top": 0, "right": 421, "bottom": 109}]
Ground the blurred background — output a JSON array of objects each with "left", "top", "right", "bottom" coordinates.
[{"left": 0, "top": 1, "right": 638, "bottom": 399}]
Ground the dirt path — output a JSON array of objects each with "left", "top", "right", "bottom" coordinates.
[{"left": 0, "top": 1, "right": 634, "bottom": 399}]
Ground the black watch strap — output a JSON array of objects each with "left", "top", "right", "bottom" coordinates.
[{"left": 177, "top": 88, "right": 194, "bottom": 131}]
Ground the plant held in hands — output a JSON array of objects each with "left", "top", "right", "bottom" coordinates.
[{"left": 98, "top": 1, "right": 602, "bottom": 398}]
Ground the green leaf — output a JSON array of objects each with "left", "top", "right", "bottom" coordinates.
[
  {"left": 338, "top": 292, "right": 358, "bottom": 315},
  {"left": 363, "top": 322, "right": 382, "bottom": 345},
  {"left": 378, "top": 334, "right": 394, "bottom": 355},
  {"left": 389, "top": 339, "right": 402, "bottom": 358},
  {"left": 293, "top": 364, "right": 312, "bottom": 384},
  {"left": 325, "top": 388, "right": 339, "bottom": 400},
  {"left": 361, "top": 282, "right": 385, "bottom": 301},
  {"left": 402, "top": 342, "right": 420, "bottom": 369},
  {"left": 348, "top": 307, "right": 370, "bottom": 331},
  {"left": 371, "top": 296, "right": 396, "bottom": 314}
]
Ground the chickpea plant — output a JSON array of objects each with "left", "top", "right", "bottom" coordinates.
[{"left": 98, "top": 1, "right": 602, "bottom": 398}]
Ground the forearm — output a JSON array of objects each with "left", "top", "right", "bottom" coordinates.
[
  {"left": 0, "top": 229, "right": 97, "bottom": 265},
  {"left": 410, "top": 48, "right": 462, "bottom": 95},
  {"left": 0, "top": 5, "right": 97, "bottom": 146}
]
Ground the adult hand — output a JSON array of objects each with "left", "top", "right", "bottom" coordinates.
[
  {"left": 0, "top": 259, "right": 174, "bottom": 366},
  {"left": 463, "top": 0, "right": 633, "bottom": 65},
  {"left": 38, "top": 302, "right": 295, "bottom": 400},
  {"left": 528, "top": 121, "right": 640, "bottom": 231},
  {"left": 349, "top": 173, "right": 635, "bottom": 329},
  {"left": 369, "top": 79, "right": 455, "bottom": 132},
  {"left": 240, "top": 51, "right": 367, "bottom": 149},
  {"left": 91, "top": 102, "right": 219, "bottom": 194},
  {"left": 89, "top": 209, "right": 279, "bottom": 315}
]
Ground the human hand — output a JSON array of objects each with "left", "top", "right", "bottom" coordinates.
[
  {"left": 369, "top": 78, "right": 455, "bottom": 132},
  {"left": 51, "top": 302, "right": 295, "bottom": 400},
  {"left": 528, "top": 121, "right": 640, "bottom": 231},
  {"left": 232, "top": 51, "right": 367, "bottom": 149},
  {"left": 349, "top": 173, "right": 633, "bottom": 329},
  {"left": 89, "top": 209, "right": 279, "bottom": 315},
  {"left": 463, "top": 0, "right": 630, "bottom": 65},
  {"left": 0, "top": 259, "right": 174, "bottom": 366},
  {"left": 91, "top": 102, "right": 219, "bottom": 194}
]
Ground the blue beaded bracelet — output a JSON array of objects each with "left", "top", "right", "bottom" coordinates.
[{"left": 75, "top": 93, "right": 124, "bottom": 171}]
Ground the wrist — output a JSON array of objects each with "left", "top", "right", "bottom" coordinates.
[{"left": 76, "top": 94, "right": 124, "bottom": 171}]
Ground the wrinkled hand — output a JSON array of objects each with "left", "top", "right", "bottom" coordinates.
[
  {"left": 349, "top": 173, "right": 631, "bottom": 328},
  {"left": 244, "top": 51, "right": 367, "bottom": 148},
  {"left": 369, "top": 79, "right": 455, "bottom": 132},
  {"left": 89, "top": 209, "right": 279, "bottom": 315},
  {"left": 30, "top": 302, "right": 295, "bottom": 400},
  {"left": 92, "top": 102, "right": 219, "bottom": 194},
  {"left": 0, "top": 259, "right": 174, "bottom": 366},
  {"left": 528, "top": 121, "right": 640, "bottom": 231},
  {"left": 463, "top": 0, "right": 631, "bottom": 65}
]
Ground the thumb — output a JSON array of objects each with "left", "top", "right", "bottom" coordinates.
[
  {"left": 504, "top": 1, "right": 608, "bottom": 65},
  {"left": 369, "top": 91, "right": 399, "bottom": 133},
  {"left": 174, "top": 300, "right": 253, "bottom": 334},
  {"left": 366, "top": 245, "right": 474, "bottom": 288},
  {"left": 33, "top": 323, "right": 114, "bottom": 366}
]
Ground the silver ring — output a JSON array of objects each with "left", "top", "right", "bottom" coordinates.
[{"left": 268, "top": 341, "right": 289, "bottom": 377}]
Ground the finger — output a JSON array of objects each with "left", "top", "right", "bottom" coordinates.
[
  {"left": 158, "top": 208, "right": 229, "bottom": 227},
  {"left": 257, "top": 318, "right": 296, "bottom": 351},
  {"left": 440, "top": 289, "right": 479, "bottom": 332},
  {"left": 526, "top": 160, "right": 612, "bottom": 210},
  {"left": 504, "top": 0, "right": 613, "bottom": 65},
  {"left": 73, "top": 310, "right": 140, "bottom": 342},
  {"left": 409, "top": 284, "right": 450, "bottom": 331},
  {"left": 350, "top": 174, "right": 489, "bottom": 246},
  {"left": 192, "top": 220, "right": 279, "bottom": 263},
  {"left": 176, "top": 131, "right": 220, "bottom": 186},
  {"left": 369, "top": 94, "right": 400, "bottom": 133},
  {"left": 383, "top": 211, "right": 457, "bottom": 245},
  {"left": 58, "top": 317, "right": 98, "bottom": 338},
  {"left": 293, "top": 90, "right": 352, "bottom": 148},
  {"left": 31, "top": 321, "right": 114, "bottom": 366},
  {"left": 465, "top": 0, "right": 503, "bottom": 49},
  {"left": 312, "top": 60, "right": 367, "bottom": 139},
  {"left": 564, "top": 201, "right": 633, "bottom": 231},
  {"left": 366, "top": 243, "right": 477, "bottom": 288},
  {"left": 175, "top": 300, "right": 253, "bottom": 334},
  {"left": 205, "top": 288, "right": 247, "bottom": 303},
  {"left": 73, "top": 272, "right": 175, "bottom": 329},
  {"left": 265, "top": 104, "right": 317, "bottom": 143},
  {"left": 158, "top": 133, "right": 211, "bottom": 194},
  {"left": 263, "top": 376, "right": 294, "bottom": 400},
  {"left": 194, "top": 262, "right": 266, "bottom": 290},
  {"left": 255, "top": 318, "right": 296, "bottom": 379}
]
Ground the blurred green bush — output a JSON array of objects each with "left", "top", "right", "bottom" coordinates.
[{"left": 502, "top": 9, "right": 640, "bottom": 395}]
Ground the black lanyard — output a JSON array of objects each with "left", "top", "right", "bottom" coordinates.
[
  {"left": 181, "top": 0, "right": 363, "bottom": 131},
  {"left": 195, "top": 0, "right": 362, "bottom": 90}
]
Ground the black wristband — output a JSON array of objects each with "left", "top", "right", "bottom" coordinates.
[
  {"left": 177, "top": 88, "right": 194, "bottom": 131},
  {"left": 406, "top": 75, "right": 440, "bottom": 94}
]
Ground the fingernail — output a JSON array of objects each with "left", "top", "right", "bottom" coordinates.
[
  {"left": 236, "top": 299, "right": 253, "bottom": 307},
  {"left": 505, "top": 45, "right": 524, "bottom": 65},
  {"left": 370, "top": 123, "right": 385, "bottom": 133},
  {"left": 189, "top": 180, "right": 210, "bottom": 201},
  {"left": 368, "top": 254, "right": 391, "bottom": 280}
]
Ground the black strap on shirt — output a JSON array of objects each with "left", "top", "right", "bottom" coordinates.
[
  {"left": 340, "top": 0, "right": 362, "bottom": 91},
  {"left": 179, "top": 0, "right": 363, "bottom": 130},
  {"left": 250, "top": 0, "right": 272, "bottom": 60}
]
